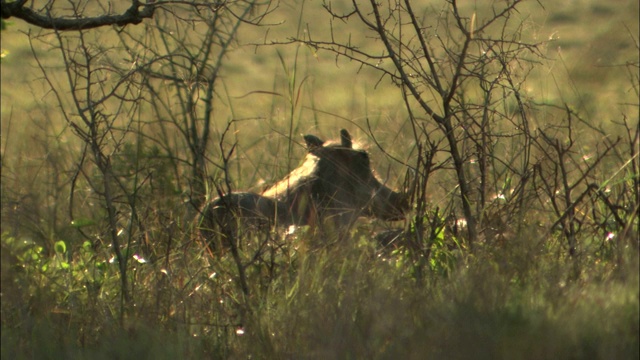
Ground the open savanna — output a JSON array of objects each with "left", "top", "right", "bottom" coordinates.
[{"left": 1, "top": 0, "right": 638, "bottom": 358}]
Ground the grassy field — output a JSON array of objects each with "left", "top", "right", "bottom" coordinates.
[{"left": 1, "top": 0, "right": 639, "bottom": 358}]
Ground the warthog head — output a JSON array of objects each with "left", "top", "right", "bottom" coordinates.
[{"left": 262, "top": 129, "right": 409, "bottom": 227}]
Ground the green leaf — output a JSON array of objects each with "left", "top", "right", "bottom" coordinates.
[
  {"left": 30, "top": 248, "right": 42, "bottom": 261},
  {"left": 54, "top": 240, "right": 67, "bottom": 254},
  {"left": 71, "top": 218, "right": 96, "bottom": 228},
  {"left": 82, "top": 241, "right": 93, "bottom": 251}
]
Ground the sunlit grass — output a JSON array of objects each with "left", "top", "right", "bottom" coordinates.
[{"left": 1, "top": 0, "right": 638, "bottom": 358}]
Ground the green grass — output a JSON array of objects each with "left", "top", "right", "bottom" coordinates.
[
  {"left": 2, "top": 230, "right": 638, "bottom": 359},
  {"left": 1, "top": 0, "right": 639, "bottom": 358}
]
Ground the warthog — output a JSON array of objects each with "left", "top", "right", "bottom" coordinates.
[{"left": 200, "top": 129, "right": 408, "bottom": 248}]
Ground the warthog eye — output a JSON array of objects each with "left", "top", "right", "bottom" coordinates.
[{"left": 356, "top": 151, "right": 369, "bottom": 165}]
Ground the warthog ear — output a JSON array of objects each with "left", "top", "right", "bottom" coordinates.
[
  {"left": 340, "top": 129, "right": 352, "bottom": 148},
  {"left": 304, "top": 134, "right": 325, "bottom": 151}
]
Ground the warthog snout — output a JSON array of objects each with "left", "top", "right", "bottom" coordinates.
[{"left": 367, "top": 184, "right": 409, "bottom": 221}]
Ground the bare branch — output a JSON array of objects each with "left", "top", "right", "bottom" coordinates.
[{"left": 1, "top": 0, "right": 158, "bottom": 30}]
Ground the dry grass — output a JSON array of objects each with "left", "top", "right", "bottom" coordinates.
[{"left": 1, "top": 0, "right": 638, "bottom": 358}]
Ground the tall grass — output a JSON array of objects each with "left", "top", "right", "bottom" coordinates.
[
  {"left": 1, "top": 0, "right": 639, "bottom": 358},
  {"left": 2, "top": 226, "right": 638, "bottom": 358}
]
